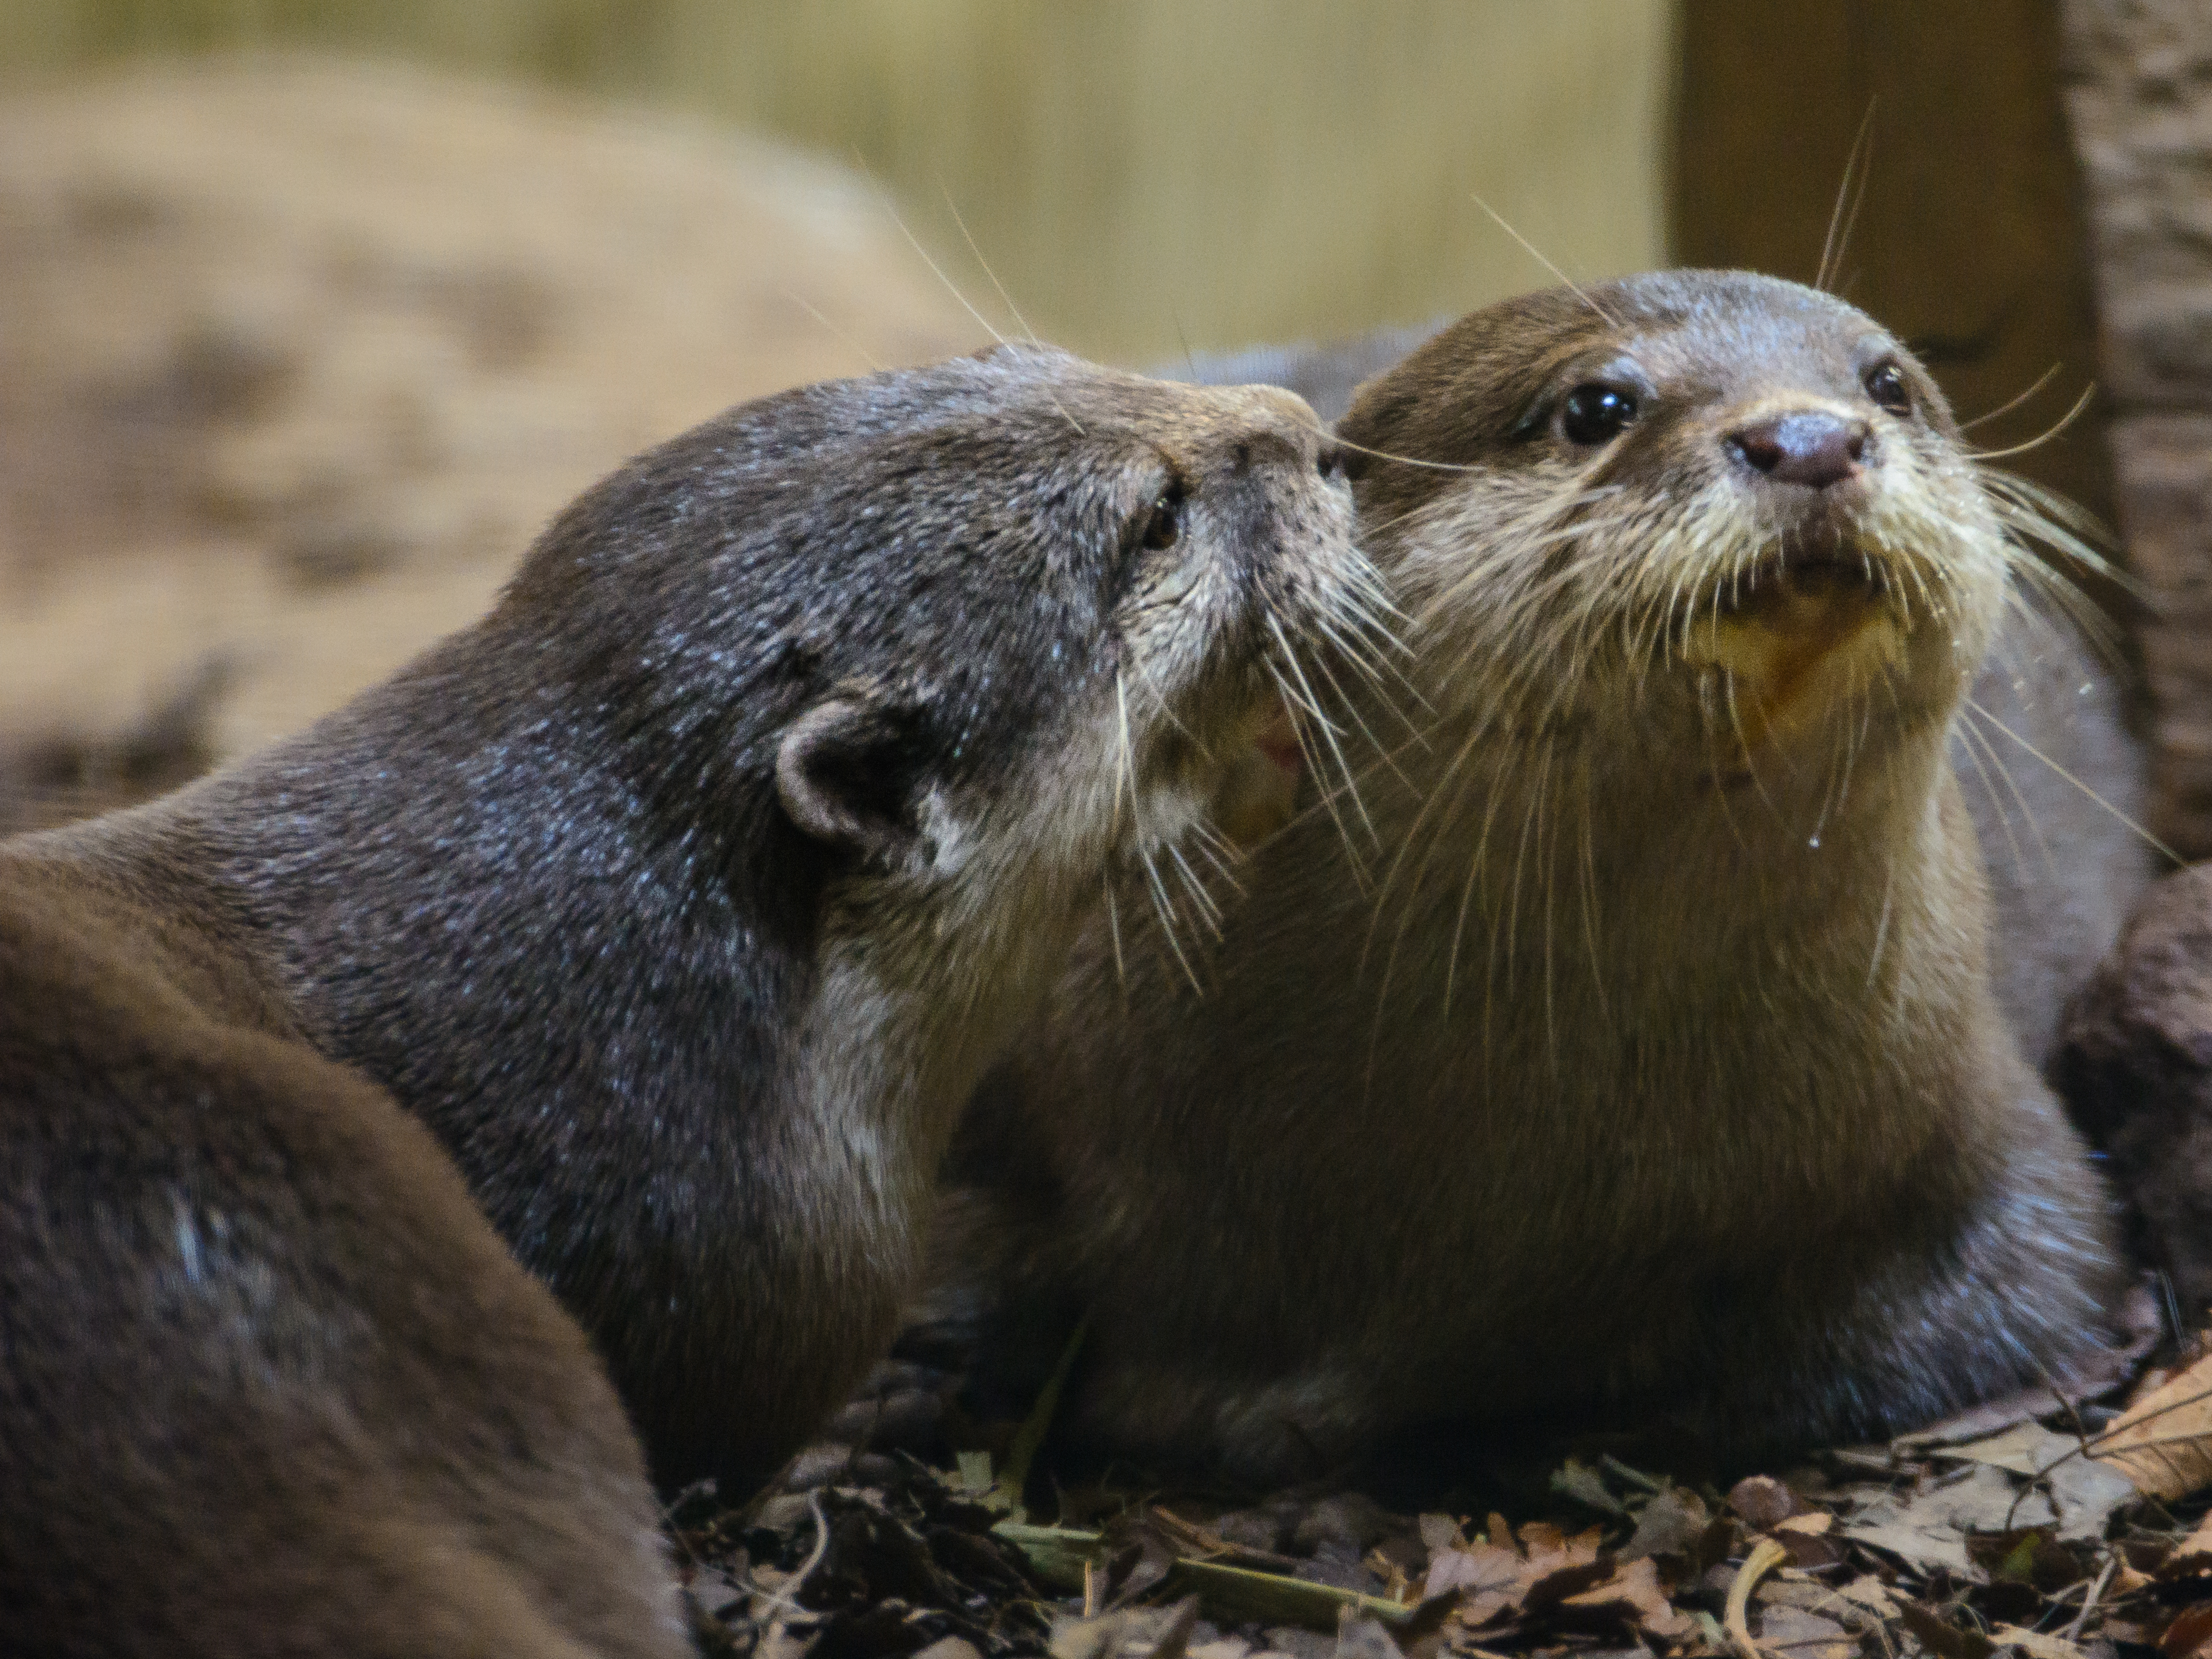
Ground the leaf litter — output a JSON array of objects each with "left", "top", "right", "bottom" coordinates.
[{"left": 671, "top": 1327, "right": 2212, "bottom": 1659}]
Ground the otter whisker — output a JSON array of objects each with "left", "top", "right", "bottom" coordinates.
[
  {"left": 1268, "top": 614, "right": 1377, "bottom": 848},
  {"left": 1574, "top": 757, "right": 1610, "bottom": 1025},
  {"left": 868, "top": 173, "right": 1091, "bottom": 438},
  {"left": 1103, "top": 877, "right": 1129, "bottom": 991},
  {"left": 1720, "top": 670, "right": 1783, "bottom": 821},
  {"left": 870, "top": 177, "right": 1006, "bottom": 350},
  {"left": 1866, "top": 853, "right": 1897, "bottom": 990},
  {"left": 1138, "top": 837, "right": 1203, "bottom": 996},
  {"left": 1438, "top": 735, "right": 1512, "bottom": 1028},
  {"left": 938, "top": 181, "right": 1043, "bottom": 348},
  {"left": 1955, "top": 703, "right": 2054, "bottom": 880},
  {"left": 1470, "top": 193, "right": 1620, "bottom": 327},
  {"left": 1111, "top": 668, "right": 1138, "bottom": 836},
  {"left": 1964, "top": 695, "right": 2183, "bottom": 865},
  {"left": 778, "top": 290, "right": 887, "bottom": 372},
  {"left": 1265, "top": 659, "right": 1368, "bottom": 874},
  {"left": 1698, "top": 679, "right": 1755, "bottom": 857},
  {"left": 1166, "top": 841, "right": 1224, "bottom": 938},
  {"left": 1958, "top": 361, "right": 2066, "bottom": 433},
  {"left": 1362, "top": 708, "right": 1492, "bottom": 971},
  {"left": 1814, "top": 98, "right": 1877, "bottom": 295},
  {"left": 1186, "top": 822, "right": 1248, "bottom": 897},
  {"left": 1966, "top": 383, "right": 2095, "bottom": 464}
]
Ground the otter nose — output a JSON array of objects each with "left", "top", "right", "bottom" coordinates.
[{"left": 1727, "top": 411, "right": 1867, "bottom": 488}]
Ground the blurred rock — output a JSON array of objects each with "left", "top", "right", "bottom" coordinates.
[
  {"left": 0, "top": 54, "right": 981, "bottom": 822},
  {"left": 2056, "top": 860, "right": 2212, "bottom": 1314}
]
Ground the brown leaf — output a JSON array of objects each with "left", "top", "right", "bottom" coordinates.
[
  {"left": 1430, "top": 1524, "right": 1683, "bottom": 1644},
  {"left": 1727, "top": 1476, "right": 1804, "bottom": 1532},
  {"left": 1900, "top": 1600, "right": 1998, "bottom": 1659},
  {"left": 1622, "top": 1488, "right": 1712, "bottom": 1563},
  {"left": 2163, "top": 1510, "right": 2212, "bottom": 1588},
  {"left": 2094, "top": 1350, "right": 2212, "bottom": 1500},
  {"left": 2165, "top": 1601, "right": 2212, "bottom": 1659},
  {"left": 1516, "top": 1558, "right": 1613, "bottom": 1616},
  {"left": 1418, "top": 1515, "right": 1468, "bottom": 1556},
  {"left": 1425, "top": 1545, "right": 1524, "bottom": 1605},
  {"left": 1755, "top": 1605, "right": 1857, "bottom": 1659},
  {"left": 1555, "top": 1556, "right": 1695, "bottom": 1641}
]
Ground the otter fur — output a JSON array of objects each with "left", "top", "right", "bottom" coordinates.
[
  {"left": 0, "top": 344, "right": 1366, "bottom": 1647},
  {"left": 935, "top": 275, "right": 2137, "bottom": 1478}
]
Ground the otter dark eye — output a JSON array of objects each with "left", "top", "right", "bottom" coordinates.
[
  {"left": 1140, "top": 485, "right": 1184, "bottom": 551},
  {"left": 1560, "top": 384, "right": 1638, "bottom": 446},
  {"left": 1864, "top": 362, "right": 1912, "bottom": 415}
]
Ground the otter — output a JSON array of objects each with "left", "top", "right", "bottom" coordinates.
[
  {"left": 933, "top": 274, "right": 2139, "bottom": 1479},
  {"left": 0, "top": 343, "right": 1367, "bottom": 1647}
]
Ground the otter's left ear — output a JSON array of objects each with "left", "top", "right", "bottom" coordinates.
[{"left": 775, "top": 695, "right": 923, "bottom": 860}]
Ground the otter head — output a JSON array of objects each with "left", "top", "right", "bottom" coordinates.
[
  {"left": 1340, "top": 272, "right": 2043, "bottom": 826},
  {"left": 514, "top": 343, "right": 1367, "bottom": 963}
]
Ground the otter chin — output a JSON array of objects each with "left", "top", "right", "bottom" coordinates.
[
  {"left": 927, "top": 271, "right": 2133, "bottom": 1483},
  {"left": 1683, "top": 541, "right": 1936, "bottom": 764}
]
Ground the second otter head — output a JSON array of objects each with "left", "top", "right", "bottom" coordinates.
[
  {"left": 1341, "top": 271, "right": 2028, "bottom": 807},
  {"left": 503, "top": 343, "right": 1366, "bottom": 939}
]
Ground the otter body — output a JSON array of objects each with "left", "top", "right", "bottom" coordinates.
[
  {"left": 1, "top": 345, "right": 1363, "bottom": 1647},
  {"left": 943, "top": 275, "right": 2133, "bottom": 1477}
]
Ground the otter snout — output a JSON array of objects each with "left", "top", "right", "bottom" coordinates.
[{"left": 1726, "top": 408, "right": 1869, "bottom": 489}]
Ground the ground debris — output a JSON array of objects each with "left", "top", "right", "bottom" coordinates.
[{"left": 674, "top": 1376, "right": 2212, "bottom": 1659}]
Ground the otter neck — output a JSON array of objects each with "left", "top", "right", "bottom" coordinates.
[{"left": 1345, "top": 675, "right": 1992, "bottom": 1105}]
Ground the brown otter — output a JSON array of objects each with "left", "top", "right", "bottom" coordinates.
[
  {"left": 934, "top": 274, "right": 2138, "bottom": 1478},
  {"left": 0, "top": 343, "right": 1367, "bottom": 1645}
]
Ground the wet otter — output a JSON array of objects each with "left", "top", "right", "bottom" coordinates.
[
  {"left": 0, "top": 344, "right": 1367, "bottom": 1646},
  {"left": 936, "top": 275, "right": 2137, "bottom": 1477}
]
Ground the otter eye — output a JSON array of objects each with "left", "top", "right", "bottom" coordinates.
[
  {"left": 1560, "top": 383, "right": 1639, "bottom": 446},
  {"left": 1864, "top": 361, "right": 1912, "bottom": 416},
  {"left": 1140, "top": 484, "right": 1185, "bottom": 551}
]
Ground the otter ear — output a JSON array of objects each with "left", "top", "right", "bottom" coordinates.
[{"left": 775, "top": 695, "right": 923, "bottom": 860}]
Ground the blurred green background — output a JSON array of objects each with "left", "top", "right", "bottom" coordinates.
[{"left": 0, "top": 0, "right": 1677, "bottom": 364}]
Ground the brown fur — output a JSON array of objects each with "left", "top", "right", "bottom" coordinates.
[
  {"left": 933, "top": 274, "right": 2132, "bottom": 1478},
  {"left": 0, "top": 885, "right": 686, "bottom": 1657},
  {"left": 0, "top": 344, "right": 1364, "bottom": 1647}
]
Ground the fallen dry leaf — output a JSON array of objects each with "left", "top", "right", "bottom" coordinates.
[
  {"left": 1899, "top": 1600, "right": 1996, "bottom": 1659},
  {"left": 2165, "top": 1601, "right": 2212, "bottom": 1659},
  {"left": 1426, "top": 1523, "right": 1685, "bottom": 1643},
  {"left": 1773, "top": 1513, "right": 1834, "bottom": 1537},
  {"left": 2095, "top": 1351, "right": 2212, "bottom": 1500},
  {"left": 1992, "top": 1625, "right": 2089, "bottom": 1659},
  {"left": 1945, "top": 1424, "right": 2140, "bottom": 1541},
  {"left": 1555, "top": 1556, "right": 1693, "bottom": 1641},
  {"left": 2161, "top": 1512, "right": 2212, "bottom": 1588}
]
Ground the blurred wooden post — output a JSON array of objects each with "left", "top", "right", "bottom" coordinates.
[{"left": 2064, "top": 4, "right": 2212, "bottom": 857}]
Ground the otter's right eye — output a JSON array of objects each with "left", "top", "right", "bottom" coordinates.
[
  {"left": 1864, "top": 361, "right": 1912, "bottom": 416},
  {"left": 1140, "top": 485, "right": 1185, "bottom": 551},
  {"left": 1560, "top": 384, "right": 1639, "bottom": 446}
]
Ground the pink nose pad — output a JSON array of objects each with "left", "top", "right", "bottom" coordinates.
[{"left": 1727, "top": 411, "right": 1867, "bottom": 488}]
